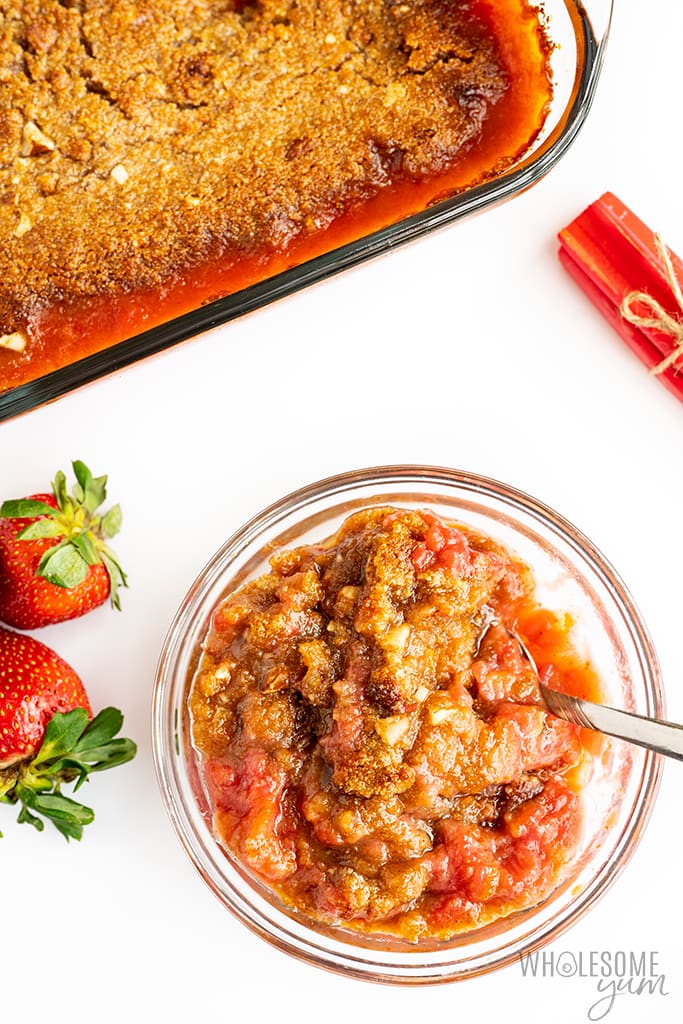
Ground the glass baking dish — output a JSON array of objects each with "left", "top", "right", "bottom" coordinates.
[{"left": 0, "top": 0, "right": 613, "bottom": 422}]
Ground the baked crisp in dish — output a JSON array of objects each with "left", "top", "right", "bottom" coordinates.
[{"left": 0, "top": 0, "right": 552, "bottom": 388}]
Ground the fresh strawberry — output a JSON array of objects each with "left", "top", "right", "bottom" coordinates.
[
  {"left": 0, "top": 627, "right": 136, "bottom": 840},
  {"left": 0, "top": 459, "right": 127, "bottom": 629}
]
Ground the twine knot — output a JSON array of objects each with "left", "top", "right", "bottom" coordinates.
[{"left": 620, "top": 233, "right": 683, "bottom": 375}]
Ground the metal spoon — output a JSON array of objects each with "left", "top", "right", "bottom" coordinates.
[{"left": 479, "top": 615, "right": 683, "bottom": 762}]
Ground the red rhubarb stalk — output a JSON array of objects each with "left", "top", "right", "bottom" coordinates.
[{"left": 558, "top": 193, "right": 683, "bottom": 402}]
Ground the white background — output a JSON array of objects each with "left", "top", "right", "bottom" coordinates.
[{"left": 2, "top": 3, "right": 682, "bottom": 1022}]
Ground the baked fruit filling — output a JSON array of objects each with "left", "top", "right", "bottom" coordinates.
[{"left": 190, "top": 508, "right": 596, "bottom": 940}]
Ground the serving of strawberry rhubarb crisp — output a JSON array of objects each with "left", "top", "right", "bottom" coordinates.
[{"left": 189, "top": 507, "right": 600, "bottom": 941}]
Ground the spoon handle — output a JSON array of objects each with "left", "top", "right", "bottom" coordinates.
[{"left": 540, "top": 684, "right": 683, "bottom": 761}]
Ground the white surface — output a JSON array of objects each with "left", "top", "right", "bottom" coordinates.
[{"left": 2, "top": 4, "right": 682, "bottom": 1022}]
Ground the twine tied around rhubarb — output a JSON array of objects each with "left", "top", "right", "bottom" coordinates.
[{"left": 620, "top": 233, "right": 683, "bottom": 375}]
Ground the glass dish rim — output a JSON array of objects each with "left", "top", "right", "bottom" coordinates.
[
  {"left": 0, "top": 0, "right": 613, "bottom": 422},
  {"left": 151, "top": 463, "right": 663, "bottom": 985}
]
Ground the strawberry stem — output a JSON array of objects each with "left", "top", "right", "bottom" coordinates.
[
  {"left": 0, "top": 707, "right": 137, "bottom": 840},
  {"left": 0, "top": 460, "right": 128, "bottom": 607}
]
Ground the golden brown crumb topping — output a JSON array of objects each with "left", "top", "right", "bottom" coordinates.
[{"left": 0, "top": 0, "right": 517, "bottom": 330}]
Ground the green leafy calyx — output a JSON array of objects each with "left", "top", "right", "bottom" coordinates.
[
  {"left": 0, "top": 708, "right": 137, "bottom": 840},
  {"left": 0, "top": 460, "right": 127, "bottom": 608}
]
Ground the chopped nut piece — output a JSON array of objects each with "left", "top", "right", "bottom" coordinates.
[
  {"left": 14, "top": 212, "right": 32, "bottom": 237},
  {"left": 383, "top": 81, "right": 406, "bottom": 108},
  {"left": 0, "top": 331, "right": 27, "bottom": 352},
  {"left": 110, "top": 164, "right": 129, "bottom": 184},
  {"left": 213, "top": 661, "right": 235, "bottom": 682},
  {"left": 22, "top": 121, "right": 55, "bottom": 156},
  {"left": 384, "top": 623, "right": 410, "bottom": 652},
  {"left": 375, "top": 714, "right": 411, "bottom": 746},
  {"left": 429, "top": 707, "right": 459, "bottom": 725}
]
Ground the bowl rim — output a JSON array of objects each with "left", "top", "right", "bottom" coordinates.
[
  {"left": 151, "top": 464, "right": 663, "bottom": 984},
  {"left": 0, "top": 0, "right": 614, "bottom": 421}
]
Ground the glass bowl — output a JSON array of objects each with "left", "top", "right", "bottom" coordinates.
[
  {"left": 1, "top": 0, "right": 613, "bottom": 421},
  {"left": 152, "top": 465, "right": 662, "bottom": 983}
]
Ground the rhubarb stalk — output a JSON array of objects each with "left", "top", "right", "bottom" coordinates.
[{"left": 558, "top": 193, "right": 683, "bottom": 402}]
